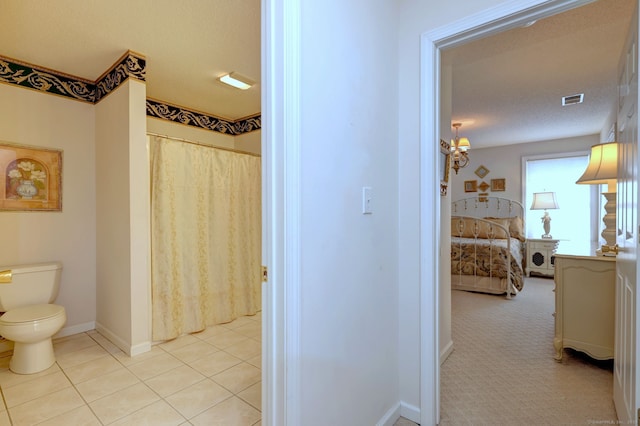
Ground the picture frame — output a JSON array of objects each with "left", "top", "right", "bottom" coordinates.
[
  {"left": 491, "top": 178, "right": 506, "bottom": 191},
  {"left": 439, "top": 139, "right": 451, "bottom": 196},
  {"left": 478, "top": 181, "right": 490, "bottom": 192},
  {"left": 0, "top": 141, "right": 62, "bottom": 211},
  {"left": 475, "top": 165, "right": 490, "bottom": 178},
  {"left": 478, "top": 192, "right": 489, "bottom": 202},
  {"left": 464, "top": 180, "right": 477, "bottom": 193}
]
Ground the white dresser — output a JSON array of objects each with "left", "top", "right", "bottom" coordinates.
[{"left": 553, "top": 253, "right": 616, "bottom": 362}]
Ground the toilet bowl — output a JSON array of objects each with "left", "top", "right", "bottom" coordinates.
[
  {"left": 0, "top": 304, "right": 66, "bottom": 374},
  {"left": 0, "top": 262, "right": 66, "bottom": 374}
]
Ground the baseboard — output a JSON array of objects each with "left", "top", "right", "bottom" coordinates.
[
  {"left": 376, "top": 402, "right": 401, "bottom": 426},
  {"left": 440, "top": 339, "right": 454, "bottom": 364},
  {"left": 399, "top": 401, "right": 421, "bottom": 424},
  {"left": 95, "top": 321, "right": 151, "bottom": 357},
  {"left": 55, "top": 321, "right": 96, "bottom": 339}
]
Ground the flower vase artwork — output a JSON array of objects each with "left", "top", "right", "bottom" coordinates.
[{"left": 6, "top": 160, "right": 47, "bottom": 200}]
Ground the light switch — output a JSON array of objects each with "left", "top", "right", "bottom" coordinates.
[{"left": 362, "top": 186, "right": 372, "bottom": 214}]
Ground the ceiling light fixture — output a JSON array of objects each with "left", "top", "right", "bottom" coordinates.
[
  {"left": 450, "top": 122, "right": 471, "bottom": 174},
  {"left": 218, "top": 72, "right": 254, "bottom": 90}
]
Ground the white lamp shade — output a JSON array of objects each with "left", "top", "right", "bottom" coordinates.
[
  {"left": 576, "top": 142, "right": 618, "bottom": 185},
  {"left": 530, "top": 192, "right": 559, "bottom": 210}
]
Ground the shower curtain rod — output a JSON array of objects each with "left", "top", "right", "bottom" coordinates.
[{"left": 147, "top": 132, "right": 261, "bottom": 157}]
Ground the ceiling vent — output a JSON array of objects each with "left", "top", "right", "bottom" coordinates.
[{"left": 562, "top": 93, "right": 584, "bottom": 106}]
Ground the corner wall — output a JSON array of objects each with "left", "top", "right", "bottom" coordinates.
[{"left": 0, "top": 83, "right": 97, "bottom": 336}]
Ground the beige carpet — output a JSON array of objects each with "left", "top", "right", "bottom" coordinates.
[{"left": 439, "top": 277, "right": 617, "bottom": 425}]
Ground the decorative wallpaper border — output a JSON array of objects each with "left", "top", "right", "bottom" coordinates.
[
  {"left": 0, "top": 56, "right": 95, "bottom": 102},
  {"left": 0, "top": 53, "right": 260, "bottom": 135},
  {"left": 95, "top": 51, "right": 146, "bottom": 103},
  {"left": 147, "top": 99, "right": 261, "bottom": 135}
]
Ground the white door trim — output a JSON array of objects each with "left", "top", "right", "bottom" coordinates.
[
  {"left": 419, "top": 1, "right": 595, "bottom": 424},
  {"left": 262, "top": 0, "right": 302, "bottom": 424}
]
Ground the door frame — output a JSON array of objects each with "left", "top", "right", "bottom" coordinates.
[{"left": 419, "top": 0, "right": 597, "bottom": 424}]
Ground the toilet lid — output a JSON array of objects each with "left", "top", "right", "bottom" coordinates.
[{"left": 0, "top": 304, "right": 65, "bottom": 323}]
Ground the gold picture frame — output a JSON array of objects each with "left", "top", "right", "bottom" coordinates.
[
  {"left": 491, "top": 178, "right": 506, "bottom": 191},
  {"left": 464, "top": 180, "right": 477, "bottom": 193},
  {"left": 475, "top": 165, "right": 490, "bottom": 178},
  {"left": 0, "top": 141, "right": 62, "bottom": 211}
]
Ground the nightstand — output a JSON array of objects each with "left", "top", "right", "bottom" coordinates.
[{"left": 526, "top": 238, "right": 559, "bottom": 277}]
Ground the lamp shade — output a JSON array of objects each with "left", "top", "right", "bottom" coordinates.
[
  {"left": 530, "top": 192, "right": 559, "bottom": 210},
  {"left": 576, "top": 142, "right": 618, "bottom": 185}
]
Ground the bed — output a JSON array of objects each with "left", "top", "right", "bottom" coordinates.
[{"left": 451, "top": 197, "right": 526, "bottom": 298}]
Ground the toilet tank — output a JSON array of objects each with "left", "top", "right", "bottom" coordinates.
[{"left": 0, "top": 262, "right": 62, "bottom": 312}]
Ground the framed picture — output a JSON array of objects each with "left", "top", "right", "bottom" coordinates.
[
  {"left": 478, "top": 192, "right": 489, "bottom": 202},
  {"left": 491, "top": 178, "right": 506, "bottom": 191},
  {"left": 439, "top": 139, "right": 451, "bottom": 196},
  {"left": 464, "top": 180, "right": 477, "bottom": 193},
  {"left": 478, "top": 181, "right": 490, "bottom": 192},
  {"left": 0, "top": 141, "right": 62, "bottom": 211},
  {"left": 475, "top": 165, "right": 490, "bottom": 178}
]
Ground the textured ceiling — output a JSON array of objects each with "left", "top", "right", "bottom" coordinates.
[
  {"left": 0, "top": 0, "right": 261, "bottom": 121},
  {"left": 0, "top": 0, "right": 635, "bottom": 145},
  {"left": 442, "top": 0, "right": 635, "bottom": 148}
]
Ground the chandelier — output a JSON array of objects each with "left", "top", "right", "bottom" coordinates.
[{"left": 450, "top": 123, "right": 471, "bottom": 174}]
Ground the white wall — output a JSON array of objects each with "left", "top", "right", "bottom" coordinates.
[
  {"left": 95, "top": 80, "right": 150, "bottom": 355},
  {"left": 296, "top": 0, "right": 399, "bottom": 424},
  {"left": 0, "top": 84, "right": 96, "bottom": 336},
  {"left": 235, "top": 130, "right": 261, "bottom": 155},
  {"left": 449, "top": 135, "right": 598, "bottom": 203}
]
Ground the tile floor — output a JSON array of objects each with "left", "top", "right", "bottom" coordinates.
[{"left": 0, "top": 313, "right": 262, "bottom": 425}]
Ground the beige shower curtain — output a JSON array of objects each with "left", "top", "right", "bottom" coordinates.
[{"left": 149, "top": 135, "right": 261, "bottom": 341}]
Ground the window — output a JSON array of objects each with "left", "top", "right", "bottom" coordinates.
[{"left": 524, "top": 154, "right": 599, "bottom": 254}]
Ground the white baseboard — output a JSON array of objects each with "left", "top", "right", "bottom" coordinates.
[
  {"left": 440, "top": 339, "right": 454, "bottom": 364},
  {"left": 377, "top": 402, "right": 401, "bottom": 426},
  {"left": 399, "top": 401, "right": 421, "bottom": 424},
  {"left": 55, "top": 321, "right": 96, "bottom": 339},
  {"left": 95, "top": 321, "right": 151, "bottom": 357}
]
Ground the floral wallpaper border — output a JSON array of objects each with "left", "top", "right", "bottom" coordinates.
[
  {"left": 0, "top": 53, "right": 261, "bottom": 135},
  {"left": 147, "top": 99, "right": 261, "bottom": 135}
]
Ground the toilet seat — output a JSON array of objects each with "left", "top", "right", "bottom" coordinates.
[{"left": 0, "top": 304, "right": 65, "bottom": 324}]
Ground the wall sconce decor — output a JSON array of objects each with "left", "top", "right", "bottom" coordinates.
[{"left": 450, "top": 123, "right": 470, "bottom": 174}]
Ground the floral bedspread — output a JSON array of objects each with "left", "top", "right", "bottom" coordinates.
[{"left": 451, "top": 237, "right": 525, "bottom": 291}]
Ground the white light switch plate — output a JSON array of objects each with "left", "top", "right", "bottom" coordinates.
[{"left": 362, "top": 186, "right": 372, "bottom": 214}]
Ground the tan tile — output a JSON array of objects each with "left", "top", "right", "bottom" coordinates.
[
  {"left": 234, "top": 323, "right": 262, "bottom": 340},
  {"left": 109, "top": 400, "right": 186, "bottom": 426},
  {"left": 164, "top": 340, "right": 219, "bottom": 364},
  {"left": 222, "top": 316, "right": 256, "bottom": 330},
  {"left": 189, "top": 351, "right": 242, "bottom": 377},
  {"left": 246, "top": 354, "right": 261, "bottom": 369},
  {"left": 113, "top": 345, "right": 164, "bottom": 366},
  {"left": 237, "top": 381, "right": 261, "bottom": 411},
  {"left": 55, "top": 344, "right": 108, "bottom": 369},
  {"left": 158, "top": 334, "right": 201, "bottom": 352},
  {"left": 205, "top": 330, "right": 249, "bottom": 350},
  {"left": 87, "top": 330, "right": 122, "bottom": 354},
  {"left": 192, "top": 325, "right": 230, "bottom": 340},
  {"left": 224, "top": 339, "right": 261, "bottom": 360},
  {"left": 63, "top": 353, "right": 123, "bottom": 384},
  {"left": 0, "top": 362, "right": 60, "bottom": 389},
  {"left": 127, "top": 352, "right": 183, "bottom": 380},
  {"left": 165, "top": 379, "right": 232, "bottom": 419},
  {"left": 36, "top": 405, "right": 101, "bottom": 426},
  {"left": 212, "top": 363, "right": 261, "bottom": 394},
  {"left": 0, "top": 410, "right": 9, "bottom": 426},
  {"left": 4, "top": 371, "right": 71, "bottom": 408},
  {"left": 190, "top": 396, "right": 261, "bottom": 426},
  {"left": 89, "top": 382, "right": 160, "bottom": 424},
  {"left": 8, "top": 387, "right": 85, "bottom": 426},
  {"left": 75, "top": 368, "right": 140, "bottom": 402},
  {"left": 53, "top": 333, "right": 99, "bottom": 355},
  {"left": 145, "top": 364, "right": 206, "bottom": 398}
]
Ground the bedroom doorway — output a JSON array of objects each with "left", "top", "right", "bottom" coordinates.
[{"left": 422, "top": 0, "right": 623, "bottom": 424}]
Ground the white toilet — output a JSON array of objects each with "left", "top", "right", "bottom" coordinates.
[{"left": 0, "top": 262, "right": 66, "bottom": 374}]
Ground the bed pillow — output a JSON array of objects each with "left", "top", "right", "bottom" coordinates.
[
  {"left": 452, "top": 217, "right": 510, "bottom": 239},
  {"left": 484, "top": 216, "right": 526, "bottom": 242}
]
